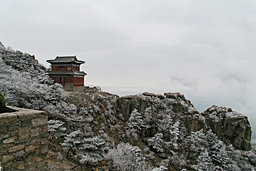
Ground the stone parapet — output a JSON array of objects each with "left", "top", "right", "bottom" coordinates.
[{"left": 0, "top": 107, "right": 48, "bottom": 170}]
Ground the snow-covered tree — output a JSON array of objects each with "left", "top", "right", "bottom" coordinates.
[
  {"left": 62, "top": 130, "right": 107, "bottom": 165},
  {"left": 48, "top": 120, "right": 66, "bottom": 139},
  {"left": 169, "top": 120, "right": 180, "bottom": 149},
  {"left": 192, "top": 150, "right": 215, "bottom": 171},
  {"left": 209, "top": 141, "right": 239, "bottom": 170},
  {"left": 169, "top": 152, "right": 187, "bottom": 170},
  {"left": 156, "top": 112, "right": 173, "bottom": 136},
  {"left": 126, "top": 109, "right": 145, "bottom": 138},
  {"left": 77, "top": 136, "right": 107, "bottom": 164},
  {"left": 147, "top": 133, "right": 164, "bottom": 152},
  {"left": 105, "top": 143, "right": 150, "bottom": 171},
  {"left": 61, "top": 130, "right": 84, "bottom": 157},
  {"left": 183, "top": 130, "right": 208, "bottom": 160}
]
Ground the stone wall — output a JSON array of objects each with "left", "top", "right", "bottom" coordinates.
[{"left": 0, "top": 107, "right": 48, "bottom": 170}]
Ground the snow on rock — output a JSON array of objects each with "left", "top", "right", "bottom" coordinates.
[{"left": 203, "top": 105, "right": 251, "bottom": 151}]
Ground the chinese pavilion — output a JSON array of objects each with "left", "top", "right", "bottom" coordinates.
[{"left": 47, "top": 56, "right": 87, "bottom": 91}]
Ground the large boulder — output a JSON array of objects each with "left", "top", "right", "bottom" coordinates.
[
  {"left": 115, "top": 95, "right": 148, "bottom": 121},
  {"left": 203, "top": 105, "right": 251, "bottom": 151}
]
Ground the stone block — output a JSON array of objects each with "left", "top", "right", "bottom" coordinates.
[
  {"left": 25, "top": 145, "right": 36, "bottom": 152},
  {"left": 15, "top": 150, "right": 26, "bottom": 157},
  {"left": 30, "top": 128, "right": 39, "bottom": 137},
  {"left": 32, "top": 117, "right": 48, "bottom": 127},
  {"left": 4, "top": 161, "right": 13, "bottom": 168},
  {"left": 21, "top": 119, "right": 31, "bottom": 127},
  {"left": 37, "top": 162, "right": 47, "bottom": 169},
  {"left": 19, "top": 127, "right": 29, "bottom": 140},
  {"left": 33, "top": 157, "right": 43, "bottom": 162},
  {"left": 0, "top": 125, "right": 8, "bottom": 134},
  {"left": 16, "top": 108, "right": 46, "bottom": 121},
  {"left": 40, "top": 124, "right": 48, "bottom": 134},
  {"left": 0, "top": 146, "right": 8, "bottom": 156},
  {"left": 10, "top": 131, "right": 18, "bottom": 136},
  {"left": 25, "top": 154, "right": 33, "bottom": 164},
  {"left": 41, "top": 144, "right": 48, "bottom": 154},
  {"left": 2, "top": 144, "right": 11, "bottom": 149},
  {"left": 0, "top": 114, "right": 18, "bottom": 125},
  {"left": 14, "top": 139, "right": 28, "bottom": 145},
  {"left": 2, "top": 154, "right": 14, "bottom": 163},
  {"left": 4, "top": 162, "right": 12, "bottom": 168},
  {"left": 8, "top": 123, "right": 19, "bottom": 132},
  {"left": 3, "top": 137, "right": 15, "bottom": 144},
  {"left": 18, "top": 162, "right": 25, "bottom": 170},
  {"left": 9, "top": 144, "right": 25, "bottom": 153},
  {"left": 0, "top": 133, "right": 10, "bottom": 140}
]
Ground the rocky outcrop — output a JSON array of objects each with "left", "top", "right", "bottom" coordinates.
[
  {"left": 203, "top": 105, "right": 251, "bottom": 151},
  {"left": 116, "top": 95, "right": 148, "bottom": 121},
  {"left": 115, "top": 92, "right": 252, "bottom": 151}
]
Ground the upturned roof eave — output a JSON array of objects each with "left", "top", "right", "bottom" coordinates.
[
  {"left": 46, "top": 56, "right": 85, "bottom": 64},
  {"left": 47, "top": 71, "right": 87, "bottom": 76},
  {"left": 47, "top": 60, "right": 85, "bottom": 64}
]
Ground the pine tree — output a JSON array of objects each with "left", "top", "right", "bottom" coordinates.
[
  {"left": 126, "top": 109, "right": 145, "bottom": 138},
  {"left": 48, "top": 120, "right": 66, "bottom": 140},
  {"left": 192, "top": 150, "right": 215, "bottom": 171},
  {"left": 105, "top": 143, "right": 150, "bottom": 171},
  {"left": 61, "top": 130, "right": 84, "bottom": 157},
  {"left": 169, "top": 121, "right": 180, "bottom": 149},
  {"left": 77, "top": 136, "right": 107, "bottom": 164},
  {"left": 147, "top": 133, "right": 164, "bottom": 152}
]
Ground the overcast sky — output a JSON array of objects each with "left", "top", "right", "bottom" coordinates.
[{"left": 1, "top": 0, "right": 256, "bottom": 137}]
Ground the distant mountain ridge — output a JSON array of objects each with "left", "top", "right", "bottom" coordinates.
[{"left": 0, "top": 42, "right": 255, "bottom": 170}]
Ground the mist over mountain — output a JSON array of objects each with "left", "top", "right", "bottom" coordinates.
[{"left": 1, "top": 42, "right": 256, "bottom": 170}]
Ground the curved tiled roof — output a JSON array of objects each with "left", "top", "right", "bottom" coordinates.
[
  {"left": 47, "top": 56, "right": 85, "bottom": 64},
  {"left": 47, "top": 71, "right": 87, "bottom": 76}
]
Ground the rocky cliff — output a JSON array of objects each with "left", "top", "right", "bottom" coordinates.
[
  {"left": 62, "top": 90, "right": 255, "bottom": 170},
  {"left": 115, "top": 92, "right": 251, "bottom": 151},
  {"left": 203, "top": 105, "right": 251, "bottom": 151}
]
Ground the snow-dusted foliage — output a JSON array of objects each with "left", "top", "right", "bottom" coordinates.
[
  {"left": 183, "top": 130, "right": 240, "bottom": 170},
  {"left": 151, "top": 166, "right": 168, "bottom": 171},
  {"left": 0, "top": 43, "right": 74, "bottom": 119},
  {"left": 48, "top": 120, "right": 66, "bottom": 139},
  {"left": 0, "top": 61, "right": 64, "bottom": 109},
  {"left": 62, "top": 130, "right": 84, "bottom": 151},
  {"left": 0, "top": 43, "right": 91, "bottom": 137},
  {"left": 147, "top": 133, "right": 164, "bottom": 152},
  {"left": 105, "top": 143, "right": 150, "bottom": 171},
  {"left": 1, "top": 47, "right": 50, "bottom": 83},
  {"left": 126, "top": 109, "right": 144, "bottom": 138},
  {"left": 192, "top": 150, "right": 215, "bottom": 171},
  {"left": 62, "top": 130, "right": 108, "bottom": 164},
  {"left": 169, "top": 120, "right": 180, "bottom": 149},
  {"left": 77, "top": 136, "right": 107, "bottom": 164}
]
